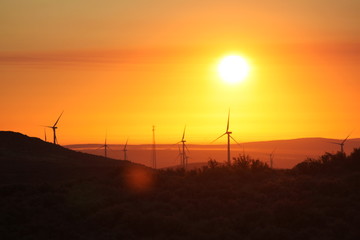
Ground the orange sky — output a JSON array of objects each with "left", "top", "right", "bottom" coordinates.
[{"left": 1, "top": 0, "right": 359, "bottom": 144}]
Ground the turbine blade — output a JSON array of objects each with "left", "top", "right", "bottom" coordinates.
[
  {"left": 53, "top": 111, "right": 64, "bottom": 127},
  {"left": 182, "top": 125, "right": 186, "bottom": 141},
  {"left": 96, "top": 145, "right": 104, "bottom": 150},
  {"left": 227, "top": 109, "right": 230, "bottom": 132},
  {"left": 124, "top": 139, "right": 128, "bottom": 150},
  {"left": 328, "top": 141, "right": 341, "bottom": 145},
  {"left": 211, "top": 133, "right": 226, "bottom": 143},
  {"left": 185, "top": 144, "right": 190, "bottom": 153},
  {"left": 342, "top": 133, "right": 352, "bottom": 144},
  {"left": 229, "top": 135, "right": 241, "bottom": 145}
]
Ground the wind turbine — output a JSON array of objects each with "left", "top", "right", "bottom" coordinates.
[
  {"left": 102, "top": 135, "right": 108, "bottom": 159},
  {"left": 177, "top": 126, "right": 189, "bottom": 169},
  {"left": 123, "top": 139, "right": 128, "bottom": 161},
  {"left": 45, "top": 111, "right": 64, "bottom": 144},
  {"left": 212, "top": 109, "right": 240, "bottom": 165},
  {"left": 97, "top": 133, "right": 109, "bottom": 159},
  {"left": 329, "top": 133, "right": 352, "bottom": 154},
  {"left": 152, "top": 125, "right": 157, "bottom": 169}
]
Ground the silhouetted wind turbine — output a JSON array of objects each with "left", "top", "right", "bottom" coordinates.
[
  {"left": 329, "top": 133, "right": 352, "bottom": 154},
  {"left": 152, "top": 125, "right": 157, "bottom": 169},
  {"left": 45, "top": 111, "right": 64, "bottom": 144},
  {"left": 177, "top": 126, "right": 189, "bottom": 169},
  {"left": 101, "top": 135, "right": 108, "bottom": 159},
  {"left": 212, "top": 109, "right": 240, "bottom": 165},
  {"left": 123, "top": 139, "right": 128, "bottom": 161}
]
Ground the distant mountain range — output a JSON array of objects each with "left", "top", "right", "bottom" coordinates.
[
  {"left": 0, "top": 131, "right": 139, "bottom": 184},
  {"left": 66, "top": 138, "right": 360, "bottom": 169}
]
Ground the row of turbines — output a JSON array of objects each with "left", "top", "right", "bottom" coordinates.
[
  {"left": 97, "top": 134, "right": 129, "bottom": 161},
  {"left": 42, "top": 111, "right": 153, "bottom": 166},
  {"left": 42, "top": 111, "right": 130, "bottom": 159},
  {"left": 43, "top": 110, "right": 353, "bottom": 169},
  {"left": 173, "top": 110, "right": 239, "bottom": 168}
]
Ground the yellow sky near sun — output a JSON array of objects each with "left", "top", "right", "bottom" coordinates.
[{"left": 0, "top": 0, "right": 359, "bottom": 144}]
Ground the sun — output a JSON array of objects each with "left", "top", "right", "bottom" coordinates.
[{"left": 217, "top": 55, "right": 250, "bottom": 83}]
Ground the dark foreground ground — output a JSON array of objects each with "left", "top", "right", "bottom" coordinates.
[{"left": 1, "top": 132, "right": 360, "bottom": 239}]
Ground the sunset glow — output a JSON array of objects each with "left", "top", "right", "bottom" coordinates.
[{"left": 0, "top": 0, "right": 359, "bottom": 145}]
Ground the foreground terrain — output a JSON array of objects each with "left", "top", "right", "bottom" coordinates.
[{"left": 1, "top": 131, "right": 360, "bottom": 239}]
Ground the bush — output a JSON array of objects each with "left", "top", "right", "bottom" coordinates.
[
  {"left": 233, "top": 154, "right": 270, "bottom": 171},
  {"left": 293, "top": 149, "right": 360, "bottom": 174}
]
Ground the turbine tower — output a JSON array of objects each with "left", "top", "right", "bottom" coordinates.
[
  {"left": 152, "top": 125, "right": 157, "bottom": 169},
  {"left": 176, "top": 143, "right": 182, "bottom": 165},
  {"left": 269, "top": 148, "right": 276, "bottom": 169},
  {"left": 177, "top": 126, "right": 189, "bottom": 169},
  {"left": 212, "top": 109, "right": 240, "bottom": 165},
  {"left": 329, "top": 133, "right": 352, "bottom": 154},
  {"left": 45, "top": 111, "right": 64, "bottom": 144},
  {"left": 102, "top": 135, "right": 108, "bottom": 159},
  {"left": 123, "top": 139, "right": 128, "bottom": 161}
]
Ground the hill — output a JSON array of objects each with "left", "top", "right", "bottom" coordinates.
[
  {"left": 0, "top": 131, "right": 143, "bottom": 184},
  {"left": 1, "top": 131, "right": 360, "bottom": 239}
]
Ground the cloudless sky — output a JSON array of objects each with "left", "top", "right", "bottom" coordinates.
[{"left": 1, "top": 0, "right": 359, "bottom": 144}]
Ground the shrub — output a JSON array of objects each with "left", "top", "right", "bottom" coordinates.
[{"left": 233, "top": 154, "right": 270, "bottom": 171}]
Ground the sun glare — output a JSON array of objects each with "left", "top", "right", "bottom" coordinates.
[{"left": 218, "top": 55, "right": 250, "bottom": 83}]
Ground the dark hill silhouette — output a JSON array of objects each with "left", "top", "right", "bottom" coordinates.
[
  {"left": 0, "top": 131, "right": 142, "bottom": 184},
  {"left": 1, "top": 131, "right": 360, "bottom": 239}
]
